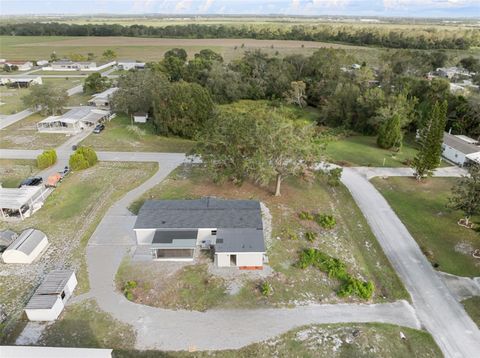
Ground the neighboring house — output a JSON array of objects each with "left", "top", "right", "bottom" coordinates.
[
  {"left": 47, "top": 60, "right": 116, "bottom": 71},
  {"left": 0, "top": 186, "right": 46, "bottom": 220},
  {"left": 2, "top": 229, "right": 48, "bottom": 264},
  {"left": 24, "top": 270, "right": 77, "bottom": 321},
  {"left": 1, "top": 60, "right": 33, "bottom": 71},
  {"left": 88, "top": 87, "right": 119, "bottom": 108},
  {"left": 133, "top": 112, "right": 148, "bottom": 123},
  {"left": 117, "top": 59, "right": 146, "bottom": 70},
  {"left": 37, "top": 106, "right": 111, "bottom": 134},
  {"left": 442, "top": 132, "right": 480, "bottom": 166},
  {"left": 36, "top": 60, "right": 49, "bottom": 66},
  {"left": 0, "top": 76, "right": 42, "bottom": 87},
  {"left": 436, "top": 66, "right": 472, "bottom": 79},
  {"left": 133, "top": 198, "right": 266, "bottom": 268}
]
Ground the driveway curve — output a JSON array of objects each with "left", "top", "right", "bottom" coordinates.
[
  {"left": 341, "top": 168, "right": 480, "bottom": 358},
  {"left": 84, "top": 157, "right": 420, "bottom": 351}
]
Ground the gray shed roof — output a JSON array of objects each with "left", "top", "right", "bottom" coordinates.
[
  {"left": 443, "top": 132, "right": 480, "bottom": 155},
  {"left": 152, "top": 230, "right": 197, "bottom": 244},
  {"left": 0, "top": 230, "right": 17, "bottom": 247},
  {"left": 134, "top": 198, "right": 263, "bottom": 230},
  {"left": 215, "top": 228, "right": 265, "bottom": 253},
  {"left": 5, "top": 229, "right": 47, "bottom": 256},
  {"left": 26, "top": 270, "right": 75, "bottom": 309}
]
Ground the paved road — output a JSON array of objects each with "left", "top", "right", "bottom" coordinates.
[
  {"left": 341, "top": 168, "right": 480, "bottom": 358},
  {"left": 352, "top": 166, "right": 467, "bottom": 179},
  {"left": 0, "top": 109, "right": 36, "bottom": 130},
  {"left": 82, "top": 156, "right": 420, "bottom": 351}
]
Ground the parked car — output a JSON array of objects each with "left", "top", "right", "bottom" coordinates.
[
  {"left": 18, "top": 176, "right": 43, "bottom": 188},
  {"left": 58, "top": 166, "right": 70, "bottom": 178},
  {"left": 93, "top": 124, "right": 105, "bottom": 134}
]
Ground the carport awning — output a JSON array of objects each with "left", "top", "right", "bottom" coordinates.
[{"left": 0, "top": 186, "right": 43, "bottom": 210}]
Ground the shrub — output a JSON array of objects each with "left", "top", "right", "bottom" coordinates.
[
  {"left": 297, "top": 248, "right": 373, "bottom": 300},
  {"left": 123, "top": 280, "right": 138, "bottom": 301},
  {"left": 283, "top": 228, "right": 299, "bottom": 240},
  {"left": 36, "top": 149, "right": 57, "bottom": 169},
  {"left": 327, "top": 168, "right": 343, "bottom": 186},
  {"left": 304, "top": 231, "right": 317, "bottom": 242},
  {"left": 315, "top": 214, "right": 336, "bottom": 229},
  {"left": 298, "top": 211, "right": 314, "bottom": 220},
  {"left": 69, "top": 146, "right": 98, "bottom": 170},
  {"left": 260, "top": 281, "right": 272, "bottom": 297}
]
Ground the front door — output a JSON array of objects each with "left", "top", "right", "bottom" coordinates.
[{"left": 230, "top": 254, "right": 237, "bottom": 267}]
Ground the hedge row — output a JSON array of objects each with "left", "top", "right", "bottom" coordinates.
[
  {"left": 36, "top": 149, "right": 57, "bottom": 169},
  {"left": 298, "top": 248, "right": 374, "bottom": 300},
  {"left": 69, "top": 146, "right": 98, "bottom": 171}
]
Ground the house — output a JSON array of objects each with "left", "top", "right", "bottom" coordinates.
[
  {"left": 36, "top": 60, "right": 49, "bottom": 66},
  {"left": 1, "top": 60, "right": 33, "bottom": 71},
  {"left": 0, "top": 346, "right": 112, "bottom": 358},
  {"left": 0, "top": 76, "right": 42, "bottom": 88},
  {"left": 133, "top": 112, "right": 148, "bottom": 123},
  {"left": 47, "top": 60, "right": 116, "bottom": 72},
  {"left": 2, "top": 229, "right": 48, "bottom": 264},
  {"left": 117, "top": 60, "right": 146, "bottom": 71},
  {"left": 37, "top": 106, "right": 111, "bottom": 134},
  {"left": 88, "top": 87, "right": 118, "bottom": 108},
  {"left": 133, "top": 198, "right": 266, "bottom": 268},
  {"left": 442, "top": 132, "right": 480, "bottom": 166},
  {"left": 436, "top": 67, "right": 472, "bottom": 79},
  {"left": 0, "top": 186, "right": 47, "bottom": 220},
  {"left": 25, "top": 270, "right": 77, "bottom": 321}
]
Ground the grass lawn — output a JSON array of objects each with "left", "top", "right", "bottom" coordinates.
[
  {"left": 67, "top": 92, "right": 90, "bottom": 106},
  {"left": 0, "top": 113, "right": 67, "bottom": 149},
  {"left": 0, "top": 159, "right": 37, "bottom": 188},
  {"left": 0, "top": 86, "right": 29, "bottom": 115},
  {"left": 372, "top": 177, "right": 480, "bottom": 277},
  {"left": 113, "top": 323, "right": 440, "bottom": 358},
  {"left": 462, "top": 297, "right": 480, "bottom": 328},
  {"left": 121, "top": 164, "right": 408, "bottom": 311},
  {"left": 43, "top": 77, "right": 84, "bottom": 91},
  {"left": 80, "top": 115, "right": 195, "bottom": 153},
  {"left": 38, "top": 300, "right": 135, "bottom": 349},
  {"left": 0, "top": 161, "right": 158, "bottom": 343},
  {"left": 325, "top": 135, "right": 419, "bottom": 167}
]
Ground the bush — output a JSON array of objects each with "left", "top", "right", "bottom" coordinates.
[
  {"left": 304, "top": 231, "right": 317, "bottom": 242},
  {"left": 297, "top": 248, "right": 373, "bottom": 300},
  {"left": 123, "top": 280, "right": 138, "bottom": 301},
  {"left": 260, "top": 281, "right": 272, "bottom": 297},
  {"left": 283, "top": 228, "right": 299, "bottom": 240},
  {"left": 69, "top": 146, "right": 98, "bottom": 170},
  {"left": 298, "top": 211, "right": 314, "bottom": 220},
  {"left": 36, "top": 149, "right": 57, "bottom": 169},
  {"left": 315, "top": 214, "right": 336, "bottom": 229},
  {"left": 327, "top": 168, "right": 343, "bottom": 186}
]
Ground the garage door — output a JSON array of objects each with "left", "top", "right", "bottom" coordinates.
[{"left": 154, "top": 249, "right": 194, "bottom": 259}]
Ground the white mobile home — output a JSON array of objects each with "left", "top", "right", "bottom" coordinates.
[
  {"left": 442, "top": 132, "right": 480, "bottom": 166},
  {"left": 2, "top": 229, "right": 48, "bottom": 264},
  {"left": 47, "top": 60, "right": 116, "bottom": 72},
  {"left": 88, "top": 87, "right": 118, "bottom": 108},
  {"left": 37, "top": 106, "right": 111, "bottom": 134},
  {"left": 0, "top": 346, "right": 112, "bottom": 358},
  {"left": 133, "top": 198, "right": 266, "bottom": 268},
  {"left": 25, "top": 270, "right": 77, "bottom": 321},
  {"left": 0, "top": 186, "right": 46, "bottom": 220},
  {"left": 117, "top": 60, "right": 145, "bottom": 70}
]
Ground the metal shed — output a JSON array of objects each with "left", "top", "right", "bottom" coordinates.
[
  {"left": 25, "top": 270, "right": 77, "bottom": 321},
  {"left": 0, "top": 186, "right": 45, "bottom": 220},
  {"left": 2, "top": 228, "right": 48, "bottom": 264}
]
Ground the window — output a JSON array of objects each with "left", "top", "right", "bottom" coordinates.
[
  {"left": 61, "top": 291, "right": 66, "bottom": 300},
  {"left": 211, "top": 230, "right": 217, "bottom": 236}
]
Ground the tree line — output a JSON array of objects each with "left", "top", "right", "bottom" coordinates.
[{"left": 1, "top": 22, "right": 478, "bottom": 50}]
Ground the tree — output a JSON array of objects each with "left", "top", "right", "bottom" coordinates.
[
  {"left": 50, "top": 51, "right": 58, "bottom": 62},
  {"left": 447, "top": 164, "right": 480, "bottom": 227},
  {"left": 459, "top": 56, "right": 480, "bottom": 73},
  {"left": 102, "top": 49, "right": 117, "bottom": 61},
  {"left": 205, "top": 62, "right": 246, "bottom": 103},
  {"left": 193, "top": 104, "right": 324, "bottom": 196},
  {"left": 284, "top": 81, "right": 307, "bottom": 108},
  {"left": 377, "top": 113, "right": 403, "bottom": 150},
  {"left": 69, "top": 53, "right": 87, "bottom": 61},
  {"left": 153, "top": 81, "right": 214, "bottom": 138},
  {"left": 412, "top": 101, "right": 448, "bottom": 180},
  {"left": 22, "top": 83, "right": 67, "bottom": 115},
  {"left": 111, "top": 70, "right": 169, "bottom": 115},
  {"left": 83, "top": 72, "right": 111, "bottom": 95}
]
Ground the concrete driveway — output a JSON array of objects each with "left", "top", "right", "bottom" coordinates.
[{"left": 341, "top": 168, "right": 480, "bottom": 358}]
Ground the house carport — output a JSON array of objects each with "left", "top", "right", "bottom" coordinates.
[{"left": 0, "top": 186, "right": 45, "bottom": 220}]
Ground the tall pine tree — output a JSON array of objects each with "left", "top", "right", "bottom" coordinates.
[
  {"left": 377, "top": 113, "right": 403, "bottom": 150},
  {"left": 412, "top": 101, "right": 448, "bottom": 181}
]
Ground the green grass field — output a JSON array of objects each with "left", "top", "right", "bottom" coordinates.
[
  {"left": 0, "top": 159, "right": 37, "bottom": 188},
  {"left": 326, "top": 135, "right": 419, "bottom": 167},
  {"left": 80, "top": 115, "right": 195, "bottom": 153},
  {"left": 462, "top": 297, "right": 480, "bottom": 328},
  {"left": 372, "top": 177, "right": 480, "bottom": 277}
]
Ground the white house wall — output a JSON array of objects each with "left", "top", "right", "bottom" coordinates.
[
  {"left": 64, "top": 273, "right": 78, "bottom": 301},
  {"left": 25, "top": 297, "right": 64, "bottom": 321},
  {"left": 196, "top": 228, "right": 217, "bottom": 245},
  {"left": 134, "top": 229, "right": 155, "bottom": 244},
  {"left": 215, "top": 252, "right": 264, "bottom": 267},
  {"left": 442, "top": 145, "right": 467, "bottom": 166}
]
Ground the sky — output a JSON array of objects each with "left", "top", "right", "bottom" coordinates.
[{"left": 1, "top": 0, "right": 479, "bottom": 18}]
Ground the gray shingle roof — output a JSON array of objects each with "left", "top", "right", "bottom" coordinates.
[
  {"left": 26, "top": 270, "right": 74, "bottom": 310},
  {"left": 6, "top": 229, "right": 47, "bottom": 256},
  {"left": 134, "top": 198, "right": 263, "bottom": 230},
  {"left": 215, "top": 228, "right": 265, "bottom": 253},
  {"left": 443, "top": 133, "right": 480, "bottom": 155}
]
